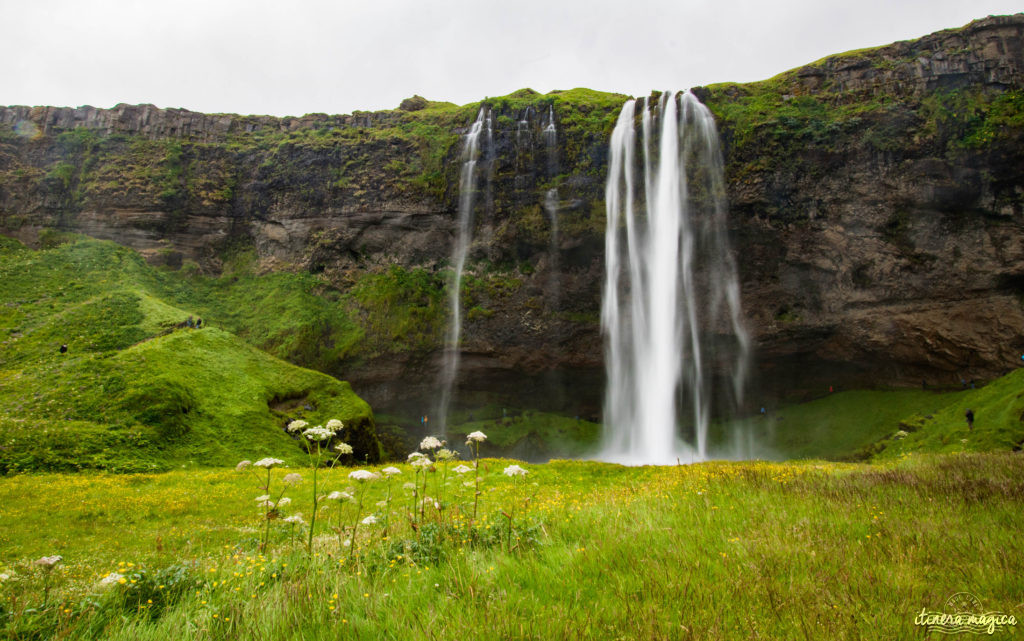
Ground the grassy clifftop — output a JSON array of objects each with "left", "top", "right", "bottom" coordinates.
[{"left": 0, "top": 235, "right": 379, "bottom": 472}]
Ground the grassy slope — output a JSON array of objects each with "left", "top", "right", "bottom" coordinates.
[
  {"left": 0, "top": 454, "right": 1021, "bottom": 639},
  {"left": 0, "top": 236, "right": 375, "bottom": 472}
]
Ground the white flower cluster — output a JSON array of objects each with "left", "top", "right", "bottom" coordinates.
[
  {"left": 466, "top": 431, "right": 487, "bottom": 443},
  {"left": 408, "top": 452, "right": 426, "bottom": 462},
  {"left": 99, "top": 572, "right": 124, "bottom": 586},
  {"left": 254, "top": 458, "right": 285, "bottom": 469},
  {"left": 360, "top": 515, "right": 378, "bottom": 525},
  {"left": 235, "top": 460, "right": 252, "bottom": 471},
  {"left": 282, "top": 514, "right": 305, "bottom": 525},
  {"left": 326, "top": 491, "right": 353, "bottom": 501},
  {"left": 420, "top": 436, "right": 443, "bottom": 450},
  {"left": 326, "top": 419, "right": 344, "bottom": 432},
  {"left": 381, "top": 466, "right": 402, "bottom": 477},
  {"left": 286, "top": 420, "right": 309, "bottom": 433},
  {"left": 348, "top": 469, "right": 379, "bottom": 482},
  {"left": 503, "top": 464, "right": 527, "bottom": 477},
  {"left": 435, "top": 448, "right": 457, "bottom": 462},
  {"left": 453, "top": 464, "right": 473, "bottom": 475},
  {"left": 283, "top": 473, "right": 303, "bottom": 486},
  {"left": 35, "top": 555, "right": 62, "bottom": 568},
  {"left": 303, "top": 426, "right": 334, "bottom": 442},
  {"left": 334, "top": 442, "right": 354, "bottom": 455}
]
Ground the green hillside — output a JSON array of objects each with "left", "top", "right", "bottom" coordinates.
[
  {"left": 0, "top": 235, "right": 378, "bottom": 473},
  {"left": 755, "top": 374, "right": 1024, "bottom": 461}
]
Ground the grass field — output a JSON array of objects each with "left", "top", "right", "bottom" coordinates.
[{"left": 1, "top": 452, "right": 1021, "bottom": 639}]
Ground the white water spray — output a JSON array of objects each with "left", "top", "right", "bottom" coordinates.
[
  {"left": 600, "top": 91, "right": 751, "bottom": 465},
  {"left": 437, "top": 107, "right": 490, "bottom": 433}
]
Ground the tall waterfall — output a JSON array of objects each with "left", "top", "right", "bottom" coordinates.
[
  {"left": 600, "top": 91, "right": 751, "bottom": 465},
  {"left": 437, "top": 107, "right": 490, "bottom": 434}
]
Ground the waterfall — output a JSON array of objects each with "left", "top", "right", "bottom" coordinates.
[
  {"left": 543, "top": 105, "right": 560, "bottom": 304},
  {"left": 437, "top": 107, "right": 490, "bottom": 434},
  {"left": 600, "top": 91, "right": 751, "bottom": 465}
]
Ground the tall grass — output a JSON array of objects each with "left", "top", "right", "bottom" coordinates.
[{"left": 1, "top": 454, "right": 1021, "bottom": 639}]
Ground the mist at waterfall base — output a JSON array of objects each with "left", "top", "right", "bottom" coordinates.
[{"left": 599, "top": 91, "right": 756, "bottom": 466}]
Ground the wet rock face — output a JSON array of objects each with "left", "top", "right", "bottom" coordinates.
[{"left": 1, "top": 15, "right": 1023, "bottom": 408}]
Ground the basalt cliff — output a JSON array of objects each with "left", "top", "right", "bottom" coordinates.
[{"left": 2, "top": 14, "right": 1023, "bottom": 418}]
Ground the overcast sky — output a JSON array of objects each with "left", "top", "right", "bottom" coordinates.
[{"left": 3, "top": 0, "right": 1021, "bottom": 117}]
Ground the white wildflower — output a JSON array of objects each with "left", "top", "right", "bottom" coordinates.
[
  {"left": 0, "top": 573, "right": 10, "bottom": 582},
  {"left": 463, "top": 481, "right": 475, "bottom": 488},
  {"left": 894, "top": 430, "right": 909, "bottom": 439},
  {"left": 408, "top": 451, "right": 427, "bottom": 461},
  {"left": 402, "top": 482, "right": 416, "bottom": 490},
  {"left": 361, "top": 515, "right": 378, "bottom": 525},
  {"left": 376, "top": 499, "right": 388, "bottom": 507},
  {"left": 235, "top": 460, "right": 252, "bottom": 471},
  {"left": 254, "top": 457, "right": 285, "bottom": 469},
  {"left": 254, "top": 494, "right": 270, "bottom": 502},
  {"left": 420, "top": 436, "right": 443, "bottom": 450},
  {"left": 411, "top": 457, "right": 431, "bottom": 469},
  {"left": 277, "top": 497, "right": 292, "bottom": 507},
  {"left": 99, "top": 572, "right": 123, "bottom": 587},
  {"left": 326, "top": 419, "right": 344, "bottom": 432},
  {"left": 466, "top": 430, "right": 487, "bottom": 443},
  {"left": 283, "top": 514, "right": 305, "bottom": 524},
  {"left": 453, "top": 464, "right": 472, "bottom": 474},
  {"left": 35, "top": 556, "right": 62, "bottom": 568},
  {"left": 381, "top": 466, "right": 401, "bottom": 476},
  {"left": 303, "top": 426, "right": 334, "bottom": 442},
  {"left": 258, "top": 500, "right": 274, "bottom": 508},
  {"left": 435, "top": 448, "right": 457, "bottom": 462},
  {"left": 286, "top": 420, "right": 308, "bottom": 433},
  {"left": 503, "top": 464, "right": 527, "bottom": 477},
  {"left": 326, "top": 491, "right": 353, "bottom": 501},
  {"left": 334, "top": 442, "right": 354, "bottom": 455},
  {"left": 348, "top": 469, "right": 379, "bottom": 481},
  {"left": 283, "top": 473, "right": 302, "bottom": 486}
]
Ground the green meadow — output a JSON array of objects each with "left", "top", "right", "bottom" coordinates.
[{"left": 1, "top": 454, "right": 1021, "bottom": 639}]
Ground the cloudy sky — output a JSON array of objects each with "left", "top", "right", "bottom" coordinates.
[{"left": 3, "top": 0, "right": 1021, "bottom": 116}]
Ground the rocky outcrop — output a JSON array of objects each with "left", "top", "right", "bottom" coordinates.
[{"left": 1, "top": 15, "right": 1023, "bottom": 413}]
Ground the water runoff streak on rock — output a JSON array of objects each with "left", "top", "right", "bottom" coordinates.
[
  {"left": 543, "top": 105, "right": 560, "bottom": 307},
  {"left": 601, "top": 91, "right": 751, "bottom": 465},
  {"left": 437, "top": 107, "right": 491, "bottom": 435}
]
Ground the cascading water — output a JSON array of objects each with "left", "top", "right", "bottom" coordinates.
[
  {"left": 437, "top": 107, "right": 490, "bottom": 434},
  {"left": 600, "top": 91, "right": 751, "bottom": 465},
  {"left": 542, "top": 106, "right": 560, "bottom": 303}
]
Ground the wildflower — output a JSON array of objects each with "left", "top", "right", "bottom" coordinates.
[
  {"left": 257, "top": 500, "right": 275, "bottom": 508},
  {"left": 361, "top": 515, "right": 378, "bottom": 525},
  {"left": 303, "top": 426, "right": 334, "bottom": 442},
  {"left": 283, "top": 515, "right": 305, "bottom": 525},
  {"left": 381, "top": 466, "right": 401, "bottom": 476},
  {"left": 411, "top": 457, "right": 431, "bottom": 469},
  {"left": 35, "top": 556, "right": 62, "bottom": 568},
  {"left": 286, "top": 420, "right": 309, "bottom": 433},
  {"left": 503, "top": 464, "right": 528, "bottom": 477},
  {"left": 463, "top": 481, "right": 474, "bottom": 487},
  {"left": 235, "top": 460, "right": 252, "bottom": 471},
  {"left": 326, "top": 419, "right": 344, "bottom": 432},
  {"left": 326, "top": 491, "right": 352, "bottom": 501},
  {"left": 894, "top": 430, "right": 908, "bottom": 439},
  {"left": 453, "top": 464, "right": 472, "bottom": 474},
  {"left": 254, "top": 458, "right": 285, "bottom": 469},
  {"left": 255, "top": 495, "right": 270, "bottom": 502},
  {"left": 435, "top": 448, "right": 457, "bottom": 462},
  {"left": 349, "top": 469, "right": 379, "bottom": 482},
  {"left": 466, "top": 431, "right": 487, "bottom": 443},
  {"left": 283, "top": 473, "right": 303, "bottom": 486},
  {"left": 420, "top": 436, "right": 443, "bottom": 451},
  {"left": 0, "top": 573, "right": 10, "bottom": 582},
  {"left": 99, "top": 573, "right": 124, "bottom": 586},
  {"left": 403, "top": 482, "right": 416, "bottom": 490},
  {"left": 334, "top": 442, "right": 354, "bottom": 455},
  {"left": 277, "top": 497, "right": 292, "bottom": 507},
  {"left": 408, "top": 451, "right": 427, "bottom": 462}
]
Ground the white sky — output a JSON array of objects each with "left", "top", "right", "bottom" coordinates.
[{"left": 3, "top": 0, "right": 1022, "bottom": 117}]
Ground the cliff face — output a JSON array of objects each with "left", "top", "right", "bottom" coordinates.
[{"left": 1, "top": 15, "right": 1023, "bottom": 414}]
